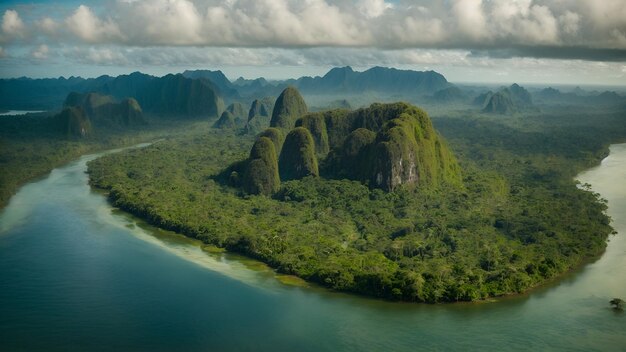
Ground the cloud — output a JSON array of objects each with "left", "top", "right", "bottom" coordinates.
[
  {"left": 1, "top": 0, "right": 626, "bottom": 62},
  {"left": 452, "top": 0, "right": 488, "bottom": 40},
  {"left": 1, "top": 9, "right": 25, "bottom": 40},
  {"left": 0, "top": 46, "right": 6, "bottom": 58},
  {"left": 358, "top": 0, "right": 393, "bottom": 19},
  {"left": 36, "top": 17, "right": 59, "bottom": 35},
  {"left": 65, "top": 5, "right": 123, "bottom": 43},
  {"left": 32, "top": 44, "right": 48, "bottom": 59}
]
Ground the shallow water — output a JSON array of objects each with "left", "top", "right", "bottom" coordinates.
[
  {"left": 0, "top": 143, "right": 624, "bottom": 351},
  {"left": 0, "top": 110, "right": 44, "bottom": 116}
]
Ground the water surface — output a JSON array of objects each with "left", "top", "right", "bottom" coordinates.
[
  {"left": 0, "top": 144, "right": 625, "bottom": 351},
  {"left": 0, "top": 110, "right": 44, "bottom": 116}
]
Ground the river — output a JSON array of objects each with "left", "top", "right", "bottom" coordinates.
[{"left": 0, "top": 144, "right": 624, "bottom": 351}]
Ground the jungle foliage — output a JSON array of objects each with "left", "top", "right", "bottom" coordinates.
[{"left": 87, "top": 104, "right": 625, "bottom": 302}]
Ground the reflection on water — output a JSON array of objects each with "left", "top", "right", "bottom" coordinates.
[{"left": 0, "top": 143, "right": 624, "bottom": 351}]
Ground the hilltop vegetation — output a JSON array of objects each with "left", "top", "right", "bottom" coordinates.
[{"left": 238, "top": 97, "right": 462, "bottom": 195}]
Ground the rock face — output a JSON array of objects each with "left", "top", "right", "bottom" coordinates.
[
  {"left": 213, "top": 111, "right": 240, "bottom": 129},
  {"left": 99, "top": 72, "right": 224, "bottom": 118},
  {"left": 243, "top": 137, "right": 280, "bottom": 195},
  {"left": 226, "top": 102, "right": 247, "bottom": 121},
  {"left": 295, "top": 113, "right": 329, "bottom": 156},
  {"left": 304, "top": 103, "right": 461, "bottom": 191},
  {"left": 248, "top": 99, "right": 271, "bottom": 120},
  {"left": 245, "top": 98, "right": 274, "bottom": 134},
  {"left": 482, "top": 90, "right": 516, "bottom": 114},
  {"left": 54, "top": 107, "right": 92, "bottom": 137},
  {"left": 64, "top": 92, "right": 145, "bottom": 127},
  {"left": 278, "top": 127, "right": 319, "bottom": 181},
  {"left": 270, "top": 87, "right": 308, "bottom": 130},
  {"left": 238, "top": 102, "right": 462, "bottom": 194},
  {"left": 481, "top": 84, "right": 534, "bottom": 114}
]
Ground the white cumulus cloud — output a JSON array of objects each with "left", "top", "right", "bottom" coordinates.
[
  {"left": 65, "top": 5, "right": 123, "bottom": 43},
  {"left": 32, "top": 44, "right": 49, "bottom": 59},
  {"left": 2, "top": 9, "right": 25, "bottom": 40}
]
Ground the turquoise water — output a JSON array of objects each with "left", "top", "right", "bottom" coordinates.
[{"left": 0, "top": 144, "right": 625, "bottom": 351}]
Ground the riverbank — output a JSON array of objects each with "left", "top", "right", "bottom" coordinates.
[
  {"left": 0, "top": 120, "right": 208, "bottom": 210},
  {"left": 87, "top": 112, "right": 618, "bottom": 302},
  {"left": 1, "top": 140, "right": 624, "bottom": 351}
]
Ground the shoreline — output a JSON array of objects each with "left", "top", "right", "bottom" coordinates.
[{"left": 86, "top": 142, "right": 624, "bottom": 304}]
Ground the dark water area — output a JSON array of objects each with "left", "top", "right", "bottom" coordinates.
[{"left": 1, "top": 144, "right": 625, "bottom": 351}]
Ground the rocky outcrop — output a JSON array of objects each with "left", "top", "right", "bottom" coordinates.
[
  {"left": 238, "top": 102, "right": 462, "bottom": 193},
  {"left": 278, "top": 127, "right": 319, "bottom": 181},
  {"left": 213, "top": 111, "right": 240, "bottom": 129},
  {"left": 243, "top": 137, "right": 280, "bottom": 195},
  {"left": 269, "top": 87, "right": 308, "bottom": 130},
  {"left": 295, "top": 113, "right": 329, "bottom": 156},
  {"left": 64, "top": 92, "right": 144, "bottom": 127},
  {"left": 53, "top": 107, "right": 92, "bottom": 138},
  {"left": 257, "top": 128, "right": 284, "bottom": 155}
]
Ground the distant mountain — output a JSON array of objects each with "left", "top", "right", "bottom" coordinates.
[
  {"left": 64, "top": 92, "right": 145, "bottom": 127},
  {"left": 0, "top": 72, "right": 224, "bottom": 118},
  {"left": 480, "top": 84, "right": 535, "bottom": 114},
  {"left": 98, "top": 73, "right": 224, "bottom": 118},
  {"left": 0, "top": 75, "right": 112, "bottom": 110},
  {"left": 432, "top": 86, "right": 465, "bottom": 102},
  {"left": 482, "top": 90, "right": 517, "bottom": 114},
  {"left": 294, "top": 66, "right": 450, "bottom": 95},
  {"left": 535, "top": 87, "right": 625, "bottom": 106},
  {"left": 182, "top": 70, "right": 240, "bottom": 99}
]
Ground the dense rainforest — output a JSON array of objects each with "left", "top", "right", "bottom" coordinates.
[
  {"left": 2, "top": 68, "right": 624, "bottom": 302},
  {"left": 87, "top": 102, "right": 625, "bottom": 302}
]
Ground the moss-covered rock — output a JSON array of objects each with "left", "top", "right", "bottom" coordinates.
[
  {"left": 296, "top": 113, "right": 329, "bottom": 156},
  {"left": 226, "top": 102, "right": 247, "bottom": 121},
  {"left": 243, "top": 137, "right": 280, "bottom": 195},
  {"left": 63, "top": 92, "right": 145, "bottom": 127},
  {"left": 245, "top": 115, "right": 271, "bottom": 134},
  {"left": 248, "top": 99, "right": 271, "bottom": 120},
  {"left": 240, "top": 102, "right": 461, "bottom": 192},
  {"left": 365, "top": 106, "right": 462, "bottom": 191},
  {"left": 270, "top": 86, "right": 308, "bottom": 130},
  {"left": 213, "top": 111, "right": 239, "bottom": 129},
  {"left": 257, "top": 128, "right": 284, "bottom": 155},
  {"left": 54, "top": 107, "right": 92, "bottom": 138},
  {"left": 483, "top": 90, "right": 516, "bottom": 114},
  {"left": 279, "top": 127, "right": 319, "bottom": 180}
]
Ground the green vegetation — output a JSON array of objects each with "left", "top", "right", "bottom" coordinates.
[
  {"left": 64, "top": 92, "right": 145, "bottom": 127},
  {"left": 213, "top": 111, "right": 240, "bottom": 129},
  {"left": 243, "top": 137, "right": 281, "bottom": 195},
  {"left": 273, "top": 102, "right": 462, "bottom": 192},
  {"left": 270, "top": 87, "right": 308, "bottom": 130},
  {"left": 0, "top": 110, "right": 208, "bottom": 209},
  {"left": 257, "top": 128, "right": 284, "bottom": 155},
  {"left": 87, "top": 103, "right": 624, "bottom": 302},
  {"left": 278, "top": 127, "right": 319, "bottom": 180},
  {"left": 226, "top": 102, "right": 247, "bottom": 121}
]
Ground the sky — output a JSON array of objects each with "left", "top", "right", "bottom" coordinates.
[{"left": 0, "top": 0, "right": 625, "bottom": 85}]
